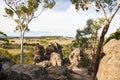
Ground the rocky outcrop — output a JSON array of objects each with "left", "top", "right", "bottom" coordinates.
[
  {"left": 0, "top": 56, "right": 92, "bottom": 80},
  {"left": 45, "top": 42, "right": 63, "bottom": 61},
  {"left": 69, "top": 48, "right": 80, "bottom": 68},
  {"left": 47, "top": 66, "right": 91, "bottom": 80},
  {"left": 33, "top": 45, "right": 45, "bottom": 65},
  {"left": 8, "top": 64, "right": 47, "bottom": 80},
  {"left": 69, "top": 67, "right": 91, "bottom": 80},
  {"left": 0, "top": 56, "right": 47, "bottom": 80},
  {"left": 33, "top": 42, "right": 63, "bottom": 66},
  {"left": 97, "top": 39, "right": 120, "bottom": 80},
  {"left": 0, "top": 56, "right": 16, "bottom": 80},
  {"left": 47, "top": 66, "right": 69, "bottom": 80},
  {"left": 50, "top": 52, "right": 62, "bottom": 66}
]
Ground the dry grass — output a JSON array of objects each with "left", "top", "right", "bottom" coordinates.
[
  {"left": 3, "top": 49, "right": 30, "bottom": 55},
  {"left": 1, "top": 36, "right": 73, "bottom": 55}
]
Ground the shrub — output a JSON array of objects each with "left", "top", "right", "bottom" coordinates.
[
  {"left": 0, "top": 49, "right": 13, "bottom": 59},
  {"left": 12, "top": 52, "right": 34, "bottom": 64},
  {"left": 79, "top": 56, "right": 90, "bottom": 67},
  {"left": 62, "top": 44, "right": 72, "bottom": 58},
  {"left": 1, "top": 43, "right": 20, "bottom": 49}
]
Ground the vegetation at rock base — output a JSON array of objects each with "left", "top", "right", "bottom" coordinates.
[{"left": 0, "top": 36, "right": 73, "bottom": 64}]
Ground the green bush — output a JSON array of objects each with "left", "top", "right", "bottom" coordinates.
[
  {"left": 0, "top": 49, "right": 13, "bottom": 59},
  {"left": 1, "top": 43, "right": 20, "bottom": 49},
  {"left": 79, "top": 57, "right": 90, "bottom": 67},
  {"left": 12, "top": 52, "right": 34, "bottom": 64},
  {"left": 62, "top": 44, "right": 72, "bottom": 58}
]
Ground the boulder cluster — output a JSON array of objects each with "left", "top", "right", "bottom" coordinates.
[
  {"left": 0, "top": 42, "right": 91, "bottom": 80},
  {"left": 33, "top": 42, "right": 63, "bottom": 67},
  {"left": 33, "top": 42, "right": 81, "bottom": 68}
]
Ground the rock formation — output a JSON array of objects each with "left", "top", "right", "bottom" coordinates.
[
  {"left": 47, "top": 66, "right": 69, "bottom": 80},
  {"left": 0, "top": 54, "right": 91, "bottom": 80},
  {"left": 33, "top": 45, "right": 45, "bottom": 65},
  {"left": 69, "top": 48, "right": 81, "bottom": 68},
  {"left": 50, "top": 52, "right": 62, "bottom": 66},
  {"left": 8, "top": 64, "right": 47, "bottom": 80},
  {"left": 45, "top": 42, "right": 63, "bottom": 61},
  {"left": 0, "top": 56, "right": 16, "bottom": 80},
  {"left": 97, "top": 39, "right": 120, "bottom": 80},
  {"left": 34, "top": 42, "right": 63, "bottom": 67}
]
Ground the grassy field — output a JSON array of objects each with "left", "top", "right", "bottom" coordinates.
[
  {"left": 0, "top": 36, "right": 73, "bottom": 55},
  {"left": 4, "top": 49, "right": 30, "bottom": 55}
]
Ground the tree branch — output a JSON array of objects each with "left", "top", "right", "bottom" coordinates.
[
  {"left": 109, "top": 1, "right": 120, "bottom": 22},
  {"left": 96, "top": 0, "right": 108, "bottom": 20},
  {"left": 33, "top": 8, "right": 45, "bottom": 18},
  {"left": 4, "top": 0, "right": 16, "bottom": 13}
]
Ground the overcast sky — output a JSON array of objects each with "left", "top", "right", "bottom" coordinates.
[{"left": 0, "top": 0, "right": 120, "bottom": 37}]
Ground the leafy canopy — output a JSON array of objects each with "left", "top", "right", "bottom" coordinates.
[
  {"left": 0, "top": 31, "right": 8, "bottom": 42},
  {"left": 4, "top": 0, "right": 55, "bottom": 32},
  {"left": 71, "top": 0, "right": 118, "bottom": 12},
  {"left": 73, "top": 18, "right": 104, "bottom": 51},
  {"left": 105, "top": 27, "right": 120, "bottom": 43}
]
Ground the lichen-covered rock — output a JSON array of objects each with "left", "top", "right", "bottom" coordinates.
[
  {"left": 0, "top": 56, "right": 15, "bottom": 73},
  {"left": 33, "top": 45, "right": 45, "bottom": 65},
  {"left": 103, "top": 39, "right": 120, "bottom": 55},
  {"left": 8, "top": 64, "right": 47, "bottom": 80},
  {"left": 68, "top": 67, "right": 91, "bottom": 80},
  {"left": 69, "top": 48, "right": 80, "bottom": 68},
  {"left": 47, "top": 66, "right": 91, "bottom": 80},
  {"left": 0, "top": 56, "right": 16, "bottom": 80},
  {"left": 36, "top": 60, "right": 51, "bottom": 68},
  {"left": 97, "top": 39, "right": 120, "bottom": 80},
  {"left": 50, "top": 52, "right": 62, "bottom": 66},
  {"left": 45, "top": 42, "right": 63, "bottom": 61},
  {"left": 47, "top": 66, "right": 69, "bottom": 80}
]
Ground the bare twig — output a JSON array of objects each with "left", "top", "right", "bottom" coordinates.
[{"left": 96, "top": 0, "right": 108, "bottom": 20}]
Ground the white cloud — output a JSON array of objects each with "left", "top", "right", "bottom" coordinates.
[{"left": 0, "top": 1, "right": 120, "bottom": 37}]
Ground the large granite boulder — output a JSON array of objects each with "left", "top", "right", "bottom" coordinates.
[
  {"left": 0, "top": 56, "right": 47, "bottom": 80},
  {"left": 7, "top": 64, "right": 47, "bottom": 80},
  {"left": 0, "top": 56, "right": 16, "bottom": 80},
  {"left": 47, "top": 66, "right": 69, "bottom": 80},
  {"left": 97, "top": 39, "right": 120, "bottom": 80},
  {"left": 69, "top": 48, "right": 80, "bottom": 68},
  {"left": 45, "top": 42, "right": 63, "bottom": 61},
  {"left": 50, "top": 52, "right": 62, "bottom": 66},
  {"left": 47, "top": 66, "right": 91, "bottom": 80}
]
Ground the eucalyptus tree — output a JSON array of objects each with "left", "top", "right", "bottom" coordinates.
[
  {"left": 73, "top": 18, "right": 103, "bottom": 69},
  {"left": 71, "top": 0, "right": 120, "bottom": 79},
  {"left": 4, "top": 0, "right": 55, "bottom": 64}
]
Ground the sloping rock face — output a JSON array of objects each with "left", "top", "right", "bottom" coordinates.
[
  {"left": 69, "top": 67, "right": 91, "bottom": 80},
  {"left": 0, "top": 56, "right": 47, "bottom": 80},
  {"left": 0, "top": 56, "right": 16, "bottom": 80},
  {"left": 7, "top": 64, "right": 47, "bottom": 80},
  {"left": 47, "top": 66, "right": 91, "bottom": 80},
  {"left": 47, "top": 66, "right": 69, "bottom": 80},
  {"left": 97, "top": 39, "right": 120, "bottom": 80}
]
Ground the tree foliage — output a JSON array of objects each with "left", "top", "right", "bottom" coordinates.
[
  {"left": 4, "top": 0, "right": 55, "bottom": 32},
  {"left": 105, "top": 27, "right": 120, "bottom": 43},
  {"left": 0, "top": 31, "right": 8, "bottom": 42},
  {"left": 71, "top": 0, "right": 117, "bottom": 12},
  {"left": 73, "top": 18, "right": 104, "bottom": 53}
]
